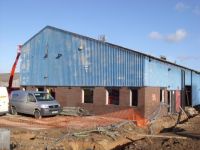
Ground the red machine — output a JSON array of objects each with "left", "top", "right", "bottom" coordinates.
[{"left": 8, "top": 45, "right": 22, "bottom": 97}]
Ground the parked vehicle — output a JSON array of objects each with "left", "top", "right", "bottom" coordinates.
[
  {"left": 0, "top": 87, "right": 9, "bottom": 115},
  {"left": 9, "top": 90, "right": 61, "bottom": 118}
]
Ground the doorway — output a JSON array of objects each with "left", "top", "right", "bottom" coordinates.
[
  {"left": 168, "top": 91, "right": 171, "bottom": 113},
  {"left": 185, "top": 86, "right": 192, "bottom": 106},
  {"left": 47, "top": 88, "right": 56, "bottom": 99}
]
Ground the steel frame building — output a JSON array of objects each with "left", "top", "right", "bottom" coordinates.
[{"left": 20, "top": 26, "right": 200, "bottom": 117}]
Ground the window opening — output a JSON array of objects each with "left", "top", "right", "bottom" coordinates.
[
  {"left": 130, "top": 89, "right": 138, "bottom": 106},
  {"left": 160, "top": 90, "right": 164, "bottom": 102},
  {"left": 37, "top": 87, "right": 44, "bottom": 91},
  {"left": 49, "top": 88, "right": 56, "bottom": 99},
  {"left": 107, "top": 89, "right": 119, "bottom": 105},
  {"left": 82, "top": 89, "right": 93, "bottom": 103}
]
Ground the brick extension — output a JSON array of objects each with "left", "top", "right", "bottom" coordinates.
[{"left": 23, "top": 86, "right": 170, "bottom": 118}]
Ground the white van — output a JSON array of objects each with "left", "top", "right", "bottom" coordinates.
[
  {"left": 10, "top": 90, "right": 61, "bottom": 118},
  {"left": 0, "top": 87, "right": 9, "bottom": 115}
]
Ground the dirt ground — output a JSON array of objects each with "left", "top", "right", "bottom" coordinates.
[
  {"left": 0, "top": 111, "right": 199, "bottom": 150},
  {"left": 125, "top": 113, "right": 200, "bottom": 150}
]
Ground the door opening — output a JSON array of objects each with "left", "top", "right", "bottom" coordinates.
[
  {"left": 168, "top": 91, "right": 171, "bottom": 113},
  {"left": 185, "top": 86, "right": 192, "bottom": 106},
  {"left": 48, "top": 88, "right": 56, "bottom": 99}
]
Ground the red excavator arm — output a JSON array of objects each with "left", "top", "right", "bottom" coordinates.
[{"left": 8, "top": 45, "right": 22, "bottom": 97}]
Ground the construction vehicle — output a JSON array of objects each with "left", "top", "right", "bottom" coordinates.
[{"left": 7, "top": 45, "right": 22, "bottom": 97}]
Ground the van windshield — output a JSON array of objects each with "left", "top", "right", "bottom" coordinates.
[{"left": 34, "top": 93, "right": 54, "bottom": 101}]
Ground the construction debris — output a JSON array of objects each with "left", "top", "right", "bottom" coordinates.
[
  {"left": 185, "top": 107, "right": 198, "bottom": 117},
  {"left": 60, "top": 107, "right": 94, "bottom": 116}
]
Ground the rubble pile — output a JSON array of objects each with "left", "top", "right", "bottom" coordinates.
[
  {"left": 185, "top": 107, "right": 198, "bottom": 117},
  {"left": 60, "top": 107, "right": 94, "bottom": 116}
]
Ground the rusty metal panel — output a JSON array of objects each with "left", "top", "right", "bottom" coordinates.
[
  {"left": 20, "top": 26, "right": 145, "bottom": 87},
  {"left": 176, "top": 90, "right": 181, "bottom": 111}
]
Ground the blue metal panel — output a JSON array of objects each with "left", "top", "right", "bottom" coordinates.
[
  {"left": 185, "top": 69, "right": 191, "bottom": 86},
  {"left": 20, "top": 25, "right": 200, "bottom": 107},
  {"left": 20, "top": 27, "right": 145, "bottom": 87},
  {"left": 144, "top": 58, "right": 181, "bottom": 90},
  {"left": 191, "top": 72, "right": 200, "bottom": 106}
]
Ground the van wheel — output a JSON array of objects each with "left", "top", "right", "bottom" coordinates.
[
  {"left": 11, "top": 107, "right": 18, "bottom": 115},
  {"left": 34, "top": 110, "right": 42, "bottom": 119}
]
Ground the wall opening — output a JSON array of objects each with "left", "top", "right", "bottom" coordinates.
[
  {"left": 160, "top": 89, "right": 164, "bottom": 102},
  {"left": 106, "top": 90, "right": 109, "bottom": 105},
  {"left": 82, "top": 89, "right": 93, "bottom": 103},
  {"left": 22, "top": 87, "right": 26, "bottom": 91},
  {"left": 48, "top": 88, "right": 56, "bottom": 99},
  {"left": 107, "top": 89, "right": 119, "bottom": 105},
  {"left": 37, "top": 87, "right": 44, "bottom": 91},
  {"left": 185, "top": 86, "right": 192, "bottom": 106},
  {"left": 130, "top": 89, "right": 138, "bottom": 106}
]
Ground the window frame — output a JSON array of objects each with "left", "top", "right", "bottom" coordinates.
[{"left": 27, "top": 93, "right": 36, "bottom": 103}]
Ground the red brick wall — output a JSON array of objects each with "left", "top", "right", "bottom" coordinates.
[
  {"left": 44, "top": 87, "right": 48, "bottom": 92},
  {"left": 20, "top": 86, "right": 168, "bottom": 118},
  {"left": 144, "top": 87, "right": 168, "bottom": 118},
  {"left": 119, "top": 87, "right": 131, "bottom": 106},
  {"left": 55, "top": 87, "right": 82, "bottom": 108},
  {"left": 137, "top": 87, "right": 145, "bottom": 115},
  {"left": 93, "top": 87, "right": 107, "bottom": 106},
  {"left": 26, "top": 86, "right": 36, "bottom": 91},
  {"left": 55, "top": 87, "right": 68, "bottom": 108},
  {"left": 78, "top": 87, "right": 107, "bottom": 113},
  {"left": 78, "top": 87, "right": 146, "bottom": 115}
]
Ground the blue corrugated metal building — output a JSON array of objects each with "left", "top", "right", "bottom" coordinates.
[{"left": 20, "top": 26, "right": 200, "bottom": 116}]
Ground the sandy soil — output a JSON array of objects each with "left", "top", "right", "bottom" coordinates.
[{"left": 0, "top": 111, "right": 199, "bottom": 150}]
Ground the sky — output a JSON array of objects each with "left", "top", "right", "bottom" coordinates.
[{"left": 0, "top": 0, "right": 200, "bottom": 73}]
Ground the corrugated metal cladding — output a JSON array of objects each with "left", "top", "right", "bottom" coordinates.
[
  {"left": 20, "top": 26, "right": 200, "bottom": 105},
  {"left": 144, "top": 58, "right": 182, "bottom": 90},
  {"left": 185, "top": 69, "right": 192, "bottom": 86},
  {"left": 20, "top": 26, "right": 145, "bottom": 87},
  {"left": 144, "top": 57, "right": 195, "bottom": 91},
  {"left": 192, "top": 72, "right": 200, "bottom": 106}
]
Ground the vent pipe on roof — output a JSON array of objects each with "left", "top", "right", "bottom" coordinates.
[
  {"left": 98, "top": 35, "right": 106, "bottom": 42},
  {"left": 160, "top": 55, "right": 167, "bottom": 61}
]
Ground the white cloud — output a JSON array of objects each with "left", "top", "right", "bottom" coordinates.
[
  {"left": 166, "top": 29, "right": 188, "bottom": 43},
  {"left": 148, "top": 29, "right": 188, "bottom": 43},
  {"left": 148, "top": 31, "right": 162, "bottom": 39},
  {"left": 177, "top": 54, "right": 200, "bottom": 61},
  {"left": 193, "top": 6, "right": 200, "bottom": 15},
  {"left": 175, "top": 2, "right": 190, "bottom": 11}
]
